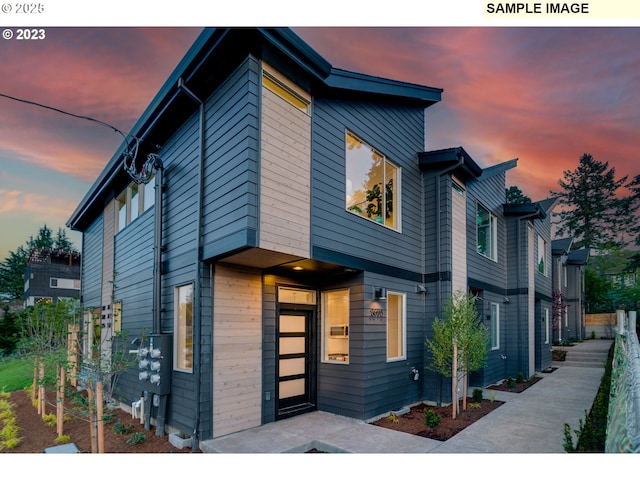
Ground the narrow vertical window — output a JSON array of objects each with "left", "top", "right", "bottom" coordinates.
[
  {"left": 116, "top": 191, "right": 127, "bottom": 232},
  {"left": 345, "top": 131, "right": 400, "bottom": 230},
  {"left": 143, "top": 175, "right": 155, "bottom": 212},
  {"left": 174, "top": 283, "right": 194, "bottom": 372},
  {"left": 130, "top": 183, "right": 139, "bottom": 222},
  {"left": 322, "top": 289, "right": 349, "bottom": 363},
  {"left": 387, "top": 292, "right": 406, "bottom": 361},
  {"left": 490, "top": 302, "right": 500, "bottom": 350},
  {"left": 538, "top": 236, "right": 547, "bottom": 275},
  {"left": 544, "top": 307, "right": 550, "bottom": 344},
  {"left": 477, "top": 203, "right": 496, "bottom": 260}
]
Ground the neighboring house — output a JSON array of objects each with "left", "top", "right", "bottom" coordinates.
[
  {"left": 67, "top": 27, "right": 560, "bottom": 444},
  {"left": 23, "top": 248, "right": 81, "bottom": 307},
  {"left": 551, "top": 237, "right": 590, "bottom": 342}
]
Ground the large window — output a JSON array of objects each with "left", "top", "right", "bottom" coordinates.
[
  {"left": 477, "top": 203, "right": 497, "bottom": 260},
  {"left": 346, "top": 131, "right": 399, "bottom": 230},
  {"left": 490, "top": 302, "right": 500, "bottom": 350},
  {"left": 387, "top": 292, "right": 406, "bottom": 361},
  {"left": 174, "top": 283, "right": 194, "bottom": 372},
  {"left": 322, "top": 289, "right": 350, "bottom": 363}
]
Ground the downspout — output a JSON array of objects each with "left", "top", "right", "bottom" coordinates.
[
  {"left": 177, "top": 78, "right": 205, "bottom": 450},
  {"left": 152, "top": 157, "right": 164, "bottom": 335}
]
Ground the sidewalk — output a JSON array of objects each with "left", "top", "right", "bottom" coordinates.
[{"left": 199, "top": 339, "right": 612, "bottom": 454}]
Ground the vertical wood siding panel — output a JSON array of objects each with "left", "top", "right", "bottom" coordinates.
[
  {"left": 260, "top": 86, "right": 311, "bottom": 257},
  {"left": 213, "top": 264, "right": 263, "bottom": 437}
]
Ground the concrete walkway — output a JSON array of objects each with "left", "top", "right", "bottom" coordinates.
[{"left": 199, "top": 339, "right": 613, "bottom": 454}]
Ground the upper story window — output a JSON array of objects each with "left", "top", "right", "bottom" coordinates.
[
  {"left": 476, "top": 202, "right": 497, "bottom": 261},
  {"left": 262, "top": 64, "right": 311, "bottom": 114},
  {"left": 116, "top": 181, "right": 155, "bottom": 232},
  {"left": 537, "top": 235, "right": 547, "bottom": 276},
  {"left": 345, "top": 131, "right": 399, "bottom": 230}
]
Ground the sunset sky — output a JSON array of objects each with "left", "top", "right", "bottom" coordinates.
[{"left": 1, "top": 24, "right": 639, "bottom": 259}]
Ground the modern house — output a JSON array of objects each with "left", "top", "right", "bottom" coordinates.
[
  {"left": 552, "top": 237, "right": 589, "bottom": 341},
  {"left": 23, "top": 248, "right": 81, "bottom": 307},
  {"left": 67, "top": 27, "right": 559, "bottom": 445}
]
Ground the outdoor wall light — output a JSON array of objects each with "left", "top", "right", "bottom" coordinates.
[
  {"left": 416, "top": 284, "right": 427, "bottom": 294},
  {"left": 374, "top": 287, "right": 387, "bottom": 300}
]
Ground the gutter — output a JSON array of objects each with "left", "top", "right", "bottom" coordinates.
[{"left": 177, "top": 77, "right": 205, "bottom": 451}]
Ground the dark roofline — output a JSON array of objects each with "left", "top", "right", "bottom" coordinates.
[
  {"left": 552, "top": 237, "right": 574, "bottom": 255},
  {"left": 67, "top": 27, "right": 443, "bottom": 231},
  {"left": 503, "top": 203, "right": 546, "bottom": 219},
  {"left": 418, "top": 146, "right": 483, "bottom": 181},
  {"left": 567, "top": 248, "right": 590, "bottom": 265},
  {"left": 325, "top": 68, "right": 442, "bottom": 107}
]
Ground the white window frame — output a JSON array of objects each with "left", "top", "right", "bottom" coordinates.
[
  {"left": 537, "top": 235, "right": 548, "bottom": 276},
  {"left": 490, "top": 302, "right": 500, "bottom": 350},
  {"left": 321, "top": 288, "right": 350, "bottom": 364},
  {"left": 345, "top": 130, "right": 401, "bottom": 231},
  {"left": 173, "top": 283, "right": 194, "bottom": 373},
  {"left": 544, "top": 307, "right": 550, "bottom": 344},
  {"left": 476, "top": 202, "right": 497, "bottom": 261},
  {"left": 386, "top": 292, "right": 406, "bottom": 362}
]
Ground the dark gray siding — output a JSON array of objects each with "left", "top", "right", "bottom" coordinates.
[
  {"left": 201, "top": 56, "right": 260, "bottom": 260},
  {"left": 466, "top": 172, "right": 509, "bottom": 387},
  {"left": 504, "top": 216, "right": 531, "bottom": 377},
  {"left": 112, "top": 208, "right": 155, "bottom": 404},
  {"left": 311, "top": 98, "right": 425, "bottom": 275},
  {"left": 81, "top": 215, "right": 103, "bottom": 308}
]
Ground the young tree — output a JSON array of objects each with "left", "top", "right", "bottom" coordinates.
[
  {"left": 426, "top": 290, "right": 489, "bottom": 418},
  {"left": 505, "top": 185, "right": 532, "bottom": 204},
  {"left": 551, "top": 153, "right": 629, "bottom": 250}
]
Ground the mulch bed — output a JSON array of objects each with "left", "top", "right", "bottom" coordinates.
[
  {"left": 371, "top": 398, "right": 504, "bottom": 442},
  {"left": 486, "top": 375, "right": 543, "bottom": 393}
]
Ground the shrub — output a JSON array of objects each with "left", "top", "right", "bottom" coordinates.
[
  {"left": 472, "top": 388, "right": 483, "bottom": 403},
  {"left": 43, "top": 413, "right": 57, "bottom": 427},
  {"left": 467, "top": 402, "right": 481, "bottom": 409},
  {"left": 113, "top": 419, "right": 135, "bottom": 435},
  {"left": 386, "top": 413, "right": 399, "bottom": 424},
  {"left": 54, "top": 434, "right": 71, "bottom": 444},
  {"left": 506, "top": 377, "right": 516, "bottom": 389},
  {"left": 0, "top": 436, "right": 22, "bottom": 451},
  {"left": 126, "top": 432, "right": 146, "bottom": 445},
  {"left": 424, "top": 408, "right": 442, "bottom": 428},
  {"left": 516, "top": 372, "right": 525, "bottom": 383}
]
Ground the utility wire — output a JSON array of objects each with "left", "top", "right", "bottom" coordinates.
[
  {"left": 0, "top": 91, "right": 161, "bottom": 184},
  {"left": 0, "top": 91, "right": 130, "bottom": 140}
]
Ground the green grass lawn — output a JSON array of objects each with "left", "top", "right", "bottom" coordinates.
[{"left": 0, "top": 356, "right": 35, "bottom": 392}]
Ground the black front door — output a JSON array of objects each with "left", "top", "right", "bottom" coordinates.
[{"left": 276, "top": 309, "right": 315, "bottom": 419}]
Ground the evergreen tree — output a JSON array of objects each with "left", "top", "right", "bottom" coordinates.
[
  {"left": 551, "top": 153, "right": 629, "bottom": 250},
  {"left": 505, "top": 185, "right": 532, "bottom": 204},
  {"left": 54, "top": 227, "right": 74, "bottom": 251}
]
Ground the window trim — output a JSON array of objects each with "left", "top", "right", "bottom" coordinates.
[
  {"left": 490, "top": 302, "right": 500, "bottom": 350},
  {"left": 173, "top": 282, "right": 194, "bottom": 373},
  {"left": 386, "top": 291, "right": 406, "bottom": 362},
  {"left": 544, "top": 307, "right": 550, "bottom": 345},
  {"left": 537, "top": 235, "right": 548, "bottom": 276},
  {"left": 345, "top": 130, "right": 401, "bottom": 231},
  {"left": 476, "top": 202, "right": 497, "bottom": 261}
]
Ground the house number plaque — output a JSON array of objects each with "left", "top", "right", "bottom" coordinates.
[{"left": 369, "top": 308, "right": 384, "bottom": 321}]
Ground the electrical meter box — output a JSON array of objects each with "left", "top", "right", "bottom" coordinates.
[{"left": 137, "top": 334, "right": 172, "bottom": 395}]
